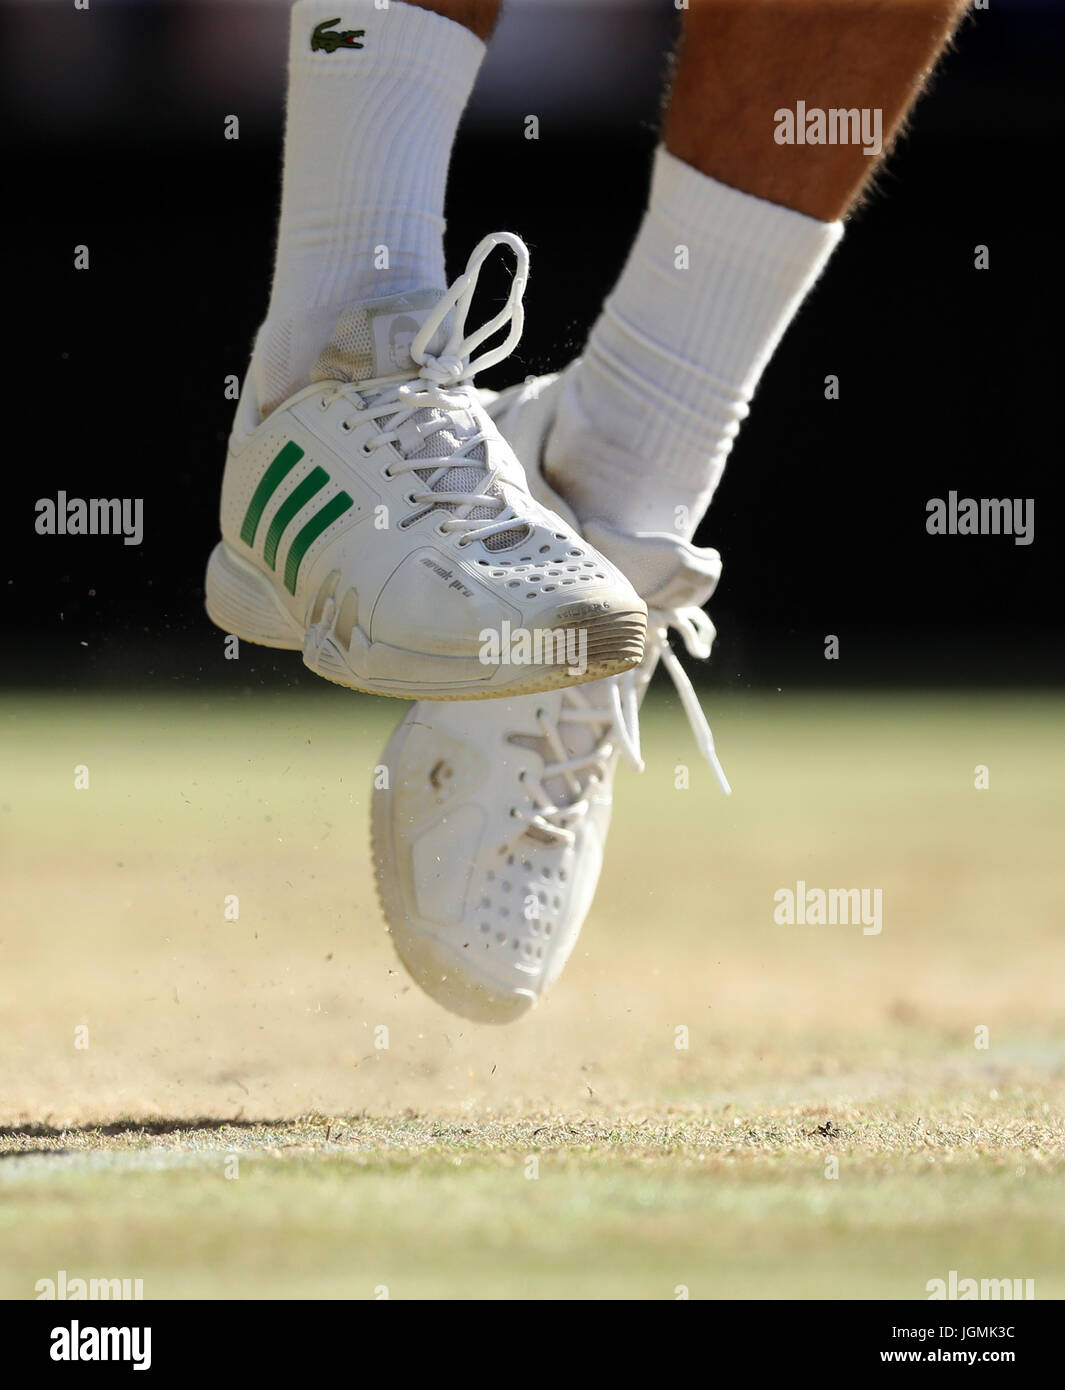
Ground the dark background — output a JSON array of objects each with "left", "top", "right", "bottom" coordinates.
[{"left": 4, "top": 0, "right": 1062, "bottom": 691}]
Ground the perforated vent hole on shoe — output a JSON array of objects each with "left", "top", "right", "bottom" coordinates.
[{"left": 480, "top": 922, "right": 490, "bottom": 934}]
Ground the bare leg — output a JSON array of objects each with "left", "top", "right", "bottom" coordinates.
[
  {"left": 412, "top": 0, "right": 500, "bottom": 41},
  {"left": 666, "top": 0, "right": 969, "bottom": 220}
]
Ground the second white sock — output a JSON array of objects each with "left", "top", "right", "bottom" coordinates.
[{"left": 546, "top": 147, "right": 845, "bottom": 539}]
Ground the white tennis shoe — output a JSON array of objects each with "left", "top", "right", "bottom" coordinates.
[
  {"left": 372, "top": 371, "right": 730, "bottom": 1022},
  {"left": 206, "top": 237, "right": 646, "bottom": 700}
]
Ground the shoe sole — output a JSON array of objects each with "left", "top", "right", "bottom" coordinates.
[{"left": 205, "top": 541, "right": 645, "bottom": 701}]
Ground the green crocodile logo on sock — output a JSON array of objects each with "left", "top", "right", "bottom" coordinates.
[{"left": 311, "top": 18, "right": 365, "bottom": 53}]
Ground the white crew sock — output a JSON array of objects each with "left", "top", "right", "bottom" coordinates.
[
  {"left": 546, "top": 147, "right": 845, "bottom": 539},
  {"left": 251, "top": 0, "right": 486, "bottom": 416}
]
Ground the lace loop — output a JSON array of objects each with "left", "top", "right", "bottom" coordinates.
[
  {"left": 652, "top": 617, "right": 731, "bottom": 795},
  {"left": 411, "top": 232, "right": 529, "bottom": 385}
]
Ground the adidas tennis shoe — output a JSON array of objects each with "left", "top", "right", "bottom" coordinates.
[
  {"left": 205, "top": 236, "right": 646, "bottom": 700},
  {"left": 372, "top": 371, "right": 729, "bottom": 1022}
]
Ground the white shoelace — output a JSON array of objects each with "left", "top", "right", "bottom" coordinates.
[
  {"left": 508, "top": 602, "right": 731, "bottom": 850},
  {"left": 323, "top": 232, "right": 531, "bottom": 546}
]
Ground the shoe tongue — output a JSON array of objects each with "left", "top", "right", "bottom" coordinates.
[
  {"left": 311, "top": 288, "right": 450, "bottom": 385},
  {"left": 311, "top": 287, "right": 528, "bottom": 551},
  {"left": 581, "top": 521, "right": 722, "bottom": 610}
]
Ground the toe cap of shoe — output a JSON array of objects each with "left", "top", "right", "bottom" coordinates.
[{"left": 389, "top": 928, "right": 539, "bottom": 1025}]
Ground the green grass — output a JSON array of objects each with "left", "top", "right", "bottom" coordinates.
[{"left": 1, "top": 690, "right": 1063, "bottom": 1298}]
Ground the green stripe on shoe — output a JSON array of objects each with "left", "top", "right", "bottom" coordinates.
[
  {"left": 264, "top": 467, "right": 329, "bottom": 571},
  {"left": 284, "top": 492, "right": 353, "bottom": 595},
  {"left": 239, "top": 441, "right": 304, "bottom": 547}
]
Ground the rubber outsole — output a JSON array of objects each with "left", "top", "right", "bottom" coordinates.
[{"left": 205, "top": 541, "right": 646, "bottom": 701}]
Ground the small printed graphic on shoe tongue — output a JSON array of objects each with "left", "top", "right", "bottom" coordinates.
[{"left": 311, "top": 288, "right": 449, "bottom": 384}]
